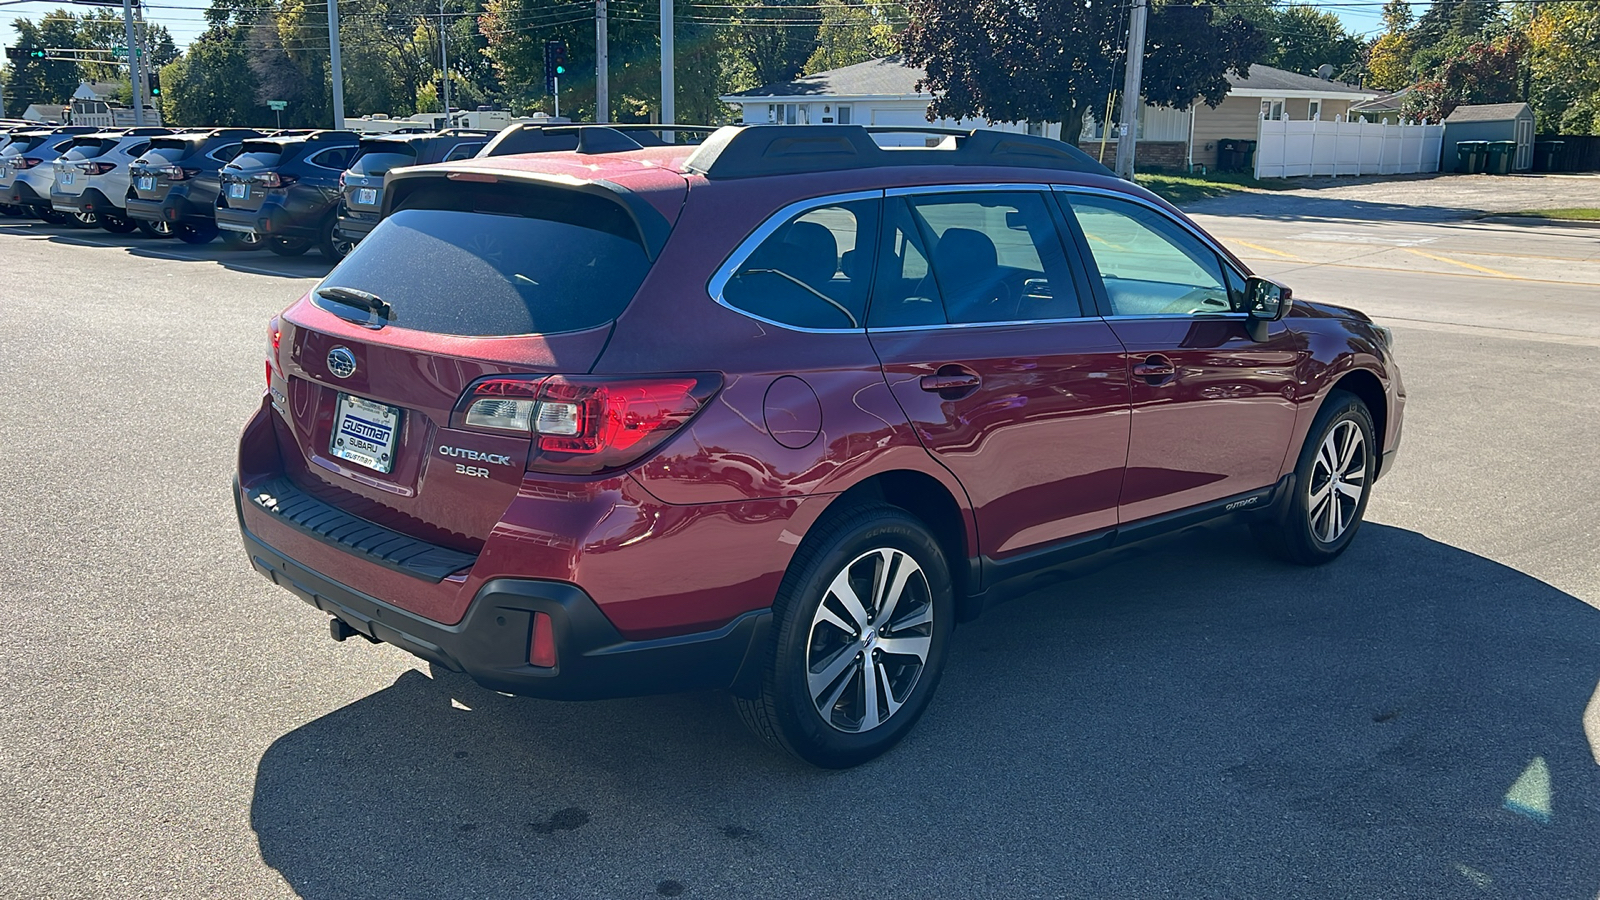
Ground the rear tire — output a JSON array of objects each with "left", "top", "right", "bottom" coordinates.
[
  {"left": 220, "top": 229, "right": 264, "bottom": 251},
  {"left": 1254, "top": 391, "right": 1376, "bottom": 565},
  {"left": 70, "top": 211, "right": 99, "bottom": 228},
  {"left": 267, "top": 236, "right": 311, "bottom": 257},
  {"left": 0, "top": 203, "right": 27, "bottom": 218},
  {"left": 100, "top": 212, "right": 138, "bottom": 234},
  {"left": 318, "top": 214, "right": 353, "bottom": 261},
  {"left": 176, "top": 222, "right": 218, "bottom": 244},
  {"left": 135, "top": 218, "right": 174, "bottom": 239},
  {"left": 735, "top": 503, "right": 954, "bottom": 768}
]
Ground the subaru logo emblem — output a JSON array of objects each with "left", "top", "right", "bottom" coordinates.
[{"left": 327, "top": 347, "right": 357, "bottom": 379}]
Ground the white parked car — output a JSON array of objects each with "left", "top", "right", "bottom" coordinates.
[{"left": 50, "top": 127, "right": 171, "bottom": 233}]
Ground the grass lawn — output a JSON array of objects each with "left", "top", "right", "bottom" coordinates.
[
  {"left": 1134, "top": 171, "right": 1299, "bottom": 204},
  {"left": 1499, "top": 208, "right": 1600, "bottom": 220}
]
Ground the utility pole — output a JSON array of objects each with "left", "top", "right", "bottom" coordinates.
[
  {"left": 121, "top": 0, "right": 144, "bottom": 126},
  {"left": 1114, "top": 0, "right": 1148, "bottom": 180},
  {"left": 328, "top": 0, "right": 346, "bottom": 128},
  {"left": 1, "top": 48, "right": 7, "bottom": 118},
  {"left": 595, "top": 0, "right": 608, "bottom": 123},
  {"left": 660, "top": 0, "right": 673, "bottom": 128},
  {"left": 439, "top": 0, "right": 450, "bottom": 118}
]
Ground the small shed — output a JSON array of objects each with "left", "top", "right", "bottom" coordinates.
[{"left": 1442, "top": 103, "right": 1535, "bottom": 171}]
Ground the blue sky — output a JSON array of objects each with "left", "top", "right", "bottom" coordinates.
[{"left": 5, "top": 0, "right": 1392, "bottom": 74}]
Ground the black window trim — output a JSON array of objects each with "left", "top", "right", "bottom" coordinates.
[{"left": 1051, "top": 184, "right": 1252, "bottom": 321}]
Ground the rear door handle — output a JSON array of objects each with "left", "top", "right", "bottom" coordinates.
[{"left": 1133, "top": 355, "right": 1176, "bottom": 379}]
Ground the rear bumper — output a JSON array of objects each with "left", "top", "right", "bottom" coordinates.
[
  {"left": 237, "top": 489, "right": 772, "bottom": 700},
  {"left": 127, "top": 188, "right": 210, "bottom": 224},
  {"left": 6, "top": 179, "right": 45, "bottom": 207},
  {"left": 334, "top": 207, "right": 378, "bottom": 241},
  {"left": 217, "top": 197, "right": 324, "bottom": 240},
  {"left": 50, "top": 187, "right": 112, "bottom": 215}
]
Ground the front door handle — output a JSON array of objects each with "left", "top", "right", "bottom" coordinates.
[{"left": 1133, "top": 355, "right": 1177, "bottom": 381}]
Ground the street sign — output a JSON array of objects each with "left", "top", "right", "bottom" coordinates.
[
  {"left": 267, "top": 100, "right": 287, "bottom": 111},
  {"left": 112, "top": 46, "right": 127, "bottom": 58}
]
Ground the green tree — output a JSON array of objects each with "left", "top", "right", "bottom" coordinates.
[
  {"left": 1405, "top": 34, "right": 1524, "bottom": 120},
  {"left": 803, "top": 0, "right": 901, "bottom": 76},
  {"left": 159, "top": 27, "right": 266, "bottom": 127},
  {"left": 899, "top": 0, "right": 1265, "bottom": 142},
  {"left": 3, "top": 15, "right": 83, "bottom": 116},
  {"left": 1526, "top": 0, "right": 1600, "bottom": 133}
]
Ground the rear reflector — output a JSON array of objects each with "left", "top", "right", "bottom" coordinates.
[{"left": 529, "top": 612, "right": 556, "bottom": 668}]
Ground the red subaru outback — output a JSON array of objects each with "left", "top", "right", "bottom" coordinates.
[{"left": 236, "top": 125, "right": 1404, "bottom": 767}]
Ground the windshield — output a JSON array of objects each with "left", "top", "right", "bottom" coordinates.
[
  {"left": 315, "top": 182, "right": 652, "bottom": 337},
  {"left": 139, "top": 140, "right": 201, "bottom": 164},
  {"left": 63, "top": 140, "right": 114, "bottom": 160},
  {"left": 230, "top": 149, "right": 284, "bottom": 170}
]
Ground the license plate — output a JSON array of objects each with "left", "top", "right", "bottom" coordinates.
[
  {"left": 228, "top": 182, "right": 248, "bottom": 199},
  {"left": 330, "top": 394, "right": 402, "bottom": 474},
  {"left": 137, "top": 175, "right": 154, "bottom": 191},
  {"left": 357, "top": 187, "right": 377, "bottom": 205},
  {"left": 60, "top": 172, "right": 74, "bottom": 185}
]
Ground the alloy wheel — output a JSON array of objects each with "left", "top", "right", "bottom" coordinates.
[
  {"left": 806, "top": 548, "right": 934, "bottom": 734},
  {"left": 1307, "top": 419, "right": 1367, "bottom": 544}
]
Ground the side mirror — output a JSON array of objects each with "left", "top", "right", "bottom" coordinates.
[{"left": 1246, "top": 276, "right": 1293, "bottom": 321}]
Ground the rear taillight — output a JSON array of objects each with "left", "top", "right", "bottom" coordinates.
[
  {"left": 266, "top": 316, "right": 282, "bottom": 390},
  {"left": 252, "top": 171, "right": 296, "bottom": 188},
  {"left": 15, "top": 157, "right": 41, "bottom": 170},
  {"left": 156, "top": 165, "right": 196, "bottom": 181},
  {"left": 529, "top": 612, "right": 556, "bottom": 668},
  {"left": 81, "top": 161, "right": 117, "bottom": 175},
  {"left": 452, "top": 374, "right": 720, "bottom": 474}
]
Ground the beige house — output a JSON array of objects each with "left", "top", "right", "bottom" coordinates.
[{"left": 725, "top": 57, "right": 1377, "bottom": 172}]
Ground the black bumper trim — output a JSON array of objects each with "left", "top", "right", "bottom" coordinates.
[
  {"left": 239, "top": 511, "right": 773, "bottom": 700},
  {"left": 245, "top": 476, "right": 476, "bottom": 582}
]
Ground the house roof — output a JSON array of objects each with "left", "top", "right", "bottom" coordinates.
[
  {"left": 74, "top": 81, "right": 121, "bottom": 99},
  {"left": 1349, "top": 87, "right": 1413, "bottom": 113},
  {"left": 22, "top": 104, "right": 67, "bottom": 122},
  {"left": 722, "top": 56, "right": 931, "bottom": 101},
  {"left": 1225, "top": 64, "right": 1375, "bottom": 97},
  {"left": 723, "top": 57, "right": 1375, "bottom": 103},
  {"left": 1444, "top": 102, "right": 1532, "bottom": 123}
]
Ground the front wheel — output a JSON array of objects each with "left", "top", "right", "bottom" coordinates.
[
  {"left": 735, "top": 504, "right": 954, "bottom": 768},
  {"left": 1254, "top": 391, "right": 1376, "bottom": 565},
  {"left": 135, "top": 218, "right": 174, "bottom": 239},
  {"left": 176, "top": 222, "right": 218, "bottom": 244},
  {"left": 267, "top": 236, "right": 311, "bottom": 257},
  {"left": 100, "top": 212, "right": 138, "bottom": 234},
  {"left": 220, "top": 229, "right": 264, "bottom": 251}
]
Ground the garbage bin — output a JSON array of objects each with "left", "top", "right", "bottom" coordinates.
[
  {"left": 1240, "top": 139, "right": 1258, "bottom": 174},
  {"left": 1455, "top": 141, "right": 1485, "bottom": 174},
  {"left": 1533, "top": 140, "right": 1564, "bottom": 172},
  {"left": 1485, "top": 141, "right": 1516, "bottom": 175},
  {"left": 1218, "top": 138, "right": 1245, "bottom": 172}
]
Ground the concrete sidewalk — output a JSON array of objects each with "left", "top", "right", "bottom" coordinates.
[{"left": 1182, "top": 172, "right": 1600, "bottom": 224}]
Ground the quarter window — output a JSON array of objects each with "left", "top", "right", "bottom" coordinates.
[
  {"left": 871, "top": 191, "right": 1082, "bottom": 326},
  {"left": 442, "top": 141, "right": 484, "bottom": 161},
  {"left": 720, "top": 198, "right": 880, "bottom": 329},
  {"left": 308, "top": 147, "right": 355, "bottom": 170},
  {"left": 1062, "top": 194, "right": 1238, "bottom": 316}
]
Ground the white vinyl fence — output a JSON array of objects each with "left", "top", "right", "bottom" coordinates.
[{"left": 1254, "top": 118, "right": 1446, "bottom": 178}]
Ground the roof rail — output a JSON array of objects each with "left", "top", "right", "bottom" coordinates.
[
  {"left": 682, "top": 124, "right": 1113, "bottom": 179},
  {"left": 479, "top": 122, "right": 718, "bottom": 157}
]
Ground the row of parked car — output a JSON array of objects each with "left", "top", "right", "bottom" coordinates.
[{"left": 0, "top": 123, "right": 497, "bottom": 260}]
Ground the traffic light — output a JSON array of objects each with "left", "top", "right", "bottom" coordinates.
[
  {"left": 28, "top": 47, "right": 49, "bottom": 60},
  {"left": 149, "top": 72, "right": 161, "bottom": 97},
  {"left": 543, "top": 40, "right": 567, "bottom": 95},
  {"left": 3, "top": 47, "right": 18, "bottom": 61}
]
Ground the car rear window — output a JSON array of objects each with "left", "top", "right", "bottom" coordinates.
[
  {"left": 350, "top": 143, "right": 417, "bottom": 175},
  {"left": 63, "top": 139, "right": 114, "bottom": 160},
  {"left": 140, "top": 140, "right": 200, "bottom": 164},
  {"left": 313, "top": 182, "right": 653, "bottom": 337},
  {"left": 231, "top": 148, "right": 284, "bottom": 169}
]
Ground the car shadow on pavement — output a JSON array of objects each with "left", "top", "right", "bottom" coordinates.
[
  {"left": 250, "top": 523, "right": 1600, "bottom": 899},
  {"left": 0, "top": 222, "right": 332, "bottom": 280}
]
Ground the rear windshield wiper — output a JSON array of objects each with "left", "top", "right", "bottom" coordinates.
[{"left": 316, "top": 286, "right": 392, "bottom": 327}]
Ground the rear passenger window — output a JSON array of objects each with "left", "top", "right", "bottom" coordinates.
[
  {"left": 873, "top": 191, "right": 1082, "bottom": 326},
  {"left": 720, "top": 198, "right": 880, "bottom": 329}
]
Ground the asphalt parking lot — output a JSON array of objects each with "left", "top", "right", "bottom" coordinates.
[{"left": 2, "top": 179, "right": 1599, "bottom": 898}]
